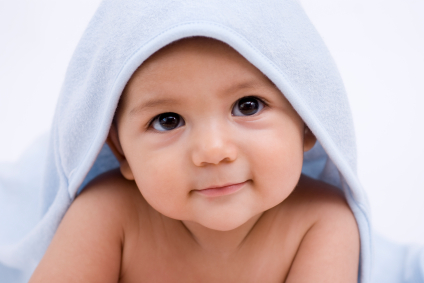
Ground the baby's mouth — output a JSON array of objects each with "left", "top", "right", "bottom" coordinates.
[{"left": 194, "top": 181, "right": 248, "bottom": 197}]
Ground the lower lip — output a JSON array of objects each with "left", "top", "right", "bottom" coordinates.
[{"left": 195, "top": 181, "right": 247, "bottom": 197}]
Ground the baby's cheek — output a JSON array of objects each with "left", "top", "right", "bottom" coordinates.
[
  {"left": 133, "top": 151, "right": 189, "bottom": 217},
  {"left": 249, "top": 136, "right": 304, "bottom": 205}
]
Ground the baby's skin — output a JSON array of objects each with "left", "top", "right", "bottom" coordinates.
[{"left": 30, "top": 38, "right": 359, "bottom": 282}]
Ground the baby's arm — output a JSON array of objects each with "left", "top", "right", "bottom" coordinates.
[
  {"left": 29, "top": 171, "right": 133, "bottom": 283},
  {"left": 285, "top": 179, "right": 360, "bottom": 282}
]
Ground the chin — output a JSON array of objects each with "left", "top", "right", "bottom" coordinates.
[{"left": 196, "top": 210, "right": 258, "bottom": 231}]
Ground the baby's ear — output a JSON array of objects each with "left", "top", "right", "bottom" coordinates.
[
  {"left": 303, "top": 125, "right": 317, "bottom": 152},
  {"left": 106, "top": 124, "right": 135, "bottom": 180}
]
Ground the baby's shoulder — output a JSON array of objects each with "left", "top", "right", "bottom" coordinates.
[
  {"left": 79, "top": 168, "right": 143, "bottom": 203},
  {"left": 271, "top": 175, "right": 360, "bottom": 281},
  {"left": 281, "top": 174, "right": 355, "bottom": 224},
  {"left": 75, "top": 169, "right": 148, "bottom": 232},
  {"left": 29, "top": 169, "right": 147, "bottom": 282},
  {"left": 265, "top": 175, "right": 358, "bottom": 250}
]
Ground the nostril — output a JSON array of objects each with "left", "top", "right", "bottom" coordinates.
[{"left": 191, "top": 143, "right": 238, "bottom": 167}]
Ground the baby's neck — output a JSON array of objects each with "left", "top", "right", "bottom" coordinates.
[{"left": 181, "top": 213, "right": 263, "bottom": 257}]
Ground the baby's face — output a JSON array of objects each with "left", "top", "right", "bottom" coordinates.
[{"left": 110, "top": 38, "right": 315, "bottom": 231}]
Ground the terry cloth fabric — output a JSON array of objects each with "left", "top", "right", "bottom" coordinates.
[{"left": 0, "top": 0, "right": 422, "bottom": 282}]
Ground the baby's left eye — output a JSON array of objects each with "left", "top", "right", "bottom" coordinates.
[
  {"left": 232, "top": 96, "right": 265, "bottom": 116},
  {"left": 151, "top": 112, "right": 185, "bottom": 131}
]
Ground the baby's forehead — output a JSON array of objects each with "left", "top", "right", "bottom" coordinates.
[
  {"left": 131, "top": 37, "right": 244, "bottom": 79},
  {"left": 120, "top": 36, "right": 279, "bottom": 105}
]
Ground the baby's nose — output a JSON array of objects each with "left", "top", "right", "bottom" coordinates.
[{"left": 190, "top": 122, "right": 238, "bottom": 167}]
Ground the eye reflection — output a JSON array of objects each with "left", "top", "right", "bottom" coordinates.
[
  {"left": 152, "top": 112, "right": 185, "bottom": 131},
  {"left": 232, "top": 96, "right": 264, "bottom": 116}
]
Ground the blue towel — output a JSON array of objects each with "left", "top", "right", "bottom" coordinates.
[{"left": 0, "top": 0, "right": 422, "bottom": 282}]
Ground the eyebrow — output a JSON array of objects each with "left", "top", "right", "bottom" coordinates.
[
  {"left": 129, "top": 98, "right": 181, "bottom": 116},
  {"left": 128, "top": 79, "right": 277, "bottom": 116},
  {"left": 222, "top": 79, "right": 278, "bottom": 94},
  {"left": 224, "top": 81, "right": 256, "bottom": 94}
]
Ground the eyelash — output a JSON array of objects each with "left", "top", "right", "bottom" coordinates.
[
  {"left": 147, "top": 95, "right": 268, "bottom": 131},
  {"left": 231, "top": 96, "right": 268, "bottom": 115}
]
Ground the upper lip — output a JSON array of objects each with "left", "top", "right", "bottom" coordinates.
[{"left": 197, "top": 181, "right": 247, "bottom": 191}]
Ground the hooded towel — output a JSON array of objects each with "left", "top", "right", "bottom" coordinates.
[{"left": 1, "top": 0, "right": 423, "bottom": 282}]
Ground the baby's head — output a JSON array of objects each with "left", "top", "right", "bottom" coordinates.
[{"left": 107, "top": 37, "right": 316, "bottom": 231}]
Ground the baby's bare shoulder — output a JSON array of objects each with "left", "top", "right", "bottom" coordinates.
[
  {"left": 75, "top": 169, "right": 145, "bottom": 226},
  {"left": 281, "top": 175, "right": 360, "bottom": 282},
  {"left": 29, "top": 169, "right": 145, "bottom": 282},
  {"left": 283, "top": 175, "right": 354, "bottom": 221},
  {"left": 79, "top": 169, "right": 143, "bottom": 207}
]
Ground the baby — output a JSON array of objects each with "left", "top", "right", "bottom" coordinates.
[{"left": 29, "top": 37, "right": 359, "bottom": 282}]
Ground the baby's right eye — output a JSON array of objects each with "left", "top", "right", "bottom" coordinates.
[
  {"left": 151, "top": 112, "right": 185, "bottom": 131},
  {"left": 232, "top": 96, "right": 265, "bottom": 116}
]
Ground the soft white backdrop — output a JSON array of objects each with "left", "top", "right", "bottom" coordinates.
[{"left": 0, "top": 0, "right": 423, "bottom": 244}]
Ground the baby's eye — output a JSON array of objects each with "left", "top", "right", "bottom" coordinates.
[
  {"left": 232, "top": 96, "right": 265, "bottom": 116},
  {"left": 151, "top": 112, "right": 185, "bottom": 131}
]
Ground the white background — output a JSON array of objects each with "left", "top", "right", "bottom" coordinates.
[{"left": 0, "top": 0, "right": 423, "bottom": 244}]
